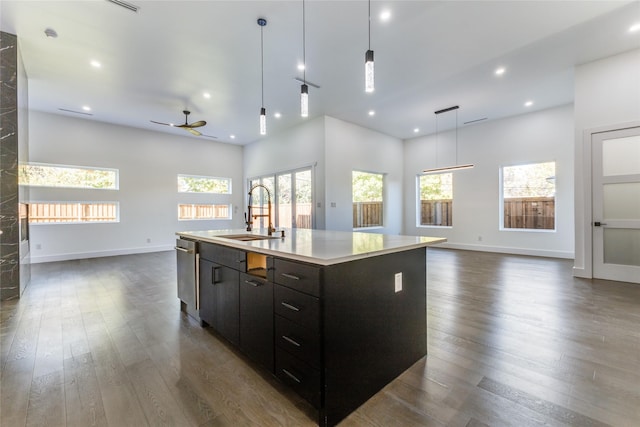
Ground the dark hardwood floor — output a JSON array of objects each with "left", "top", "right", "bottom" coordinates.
[{"left": 1, "top": 249, "right": 638, "bottom": 426}]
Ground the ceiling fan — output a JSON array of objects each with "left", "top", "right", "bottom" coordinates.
[{"left": 151, "top": 110, "right": 207, "bottom": 136}]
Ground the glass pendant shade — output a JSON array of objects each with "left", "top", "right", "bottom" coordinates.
[
  {"left": 301, "top": 84, "right": 309, "bottom": 117},
  {"left": 365, "top": 49, "right": 374, "bottom": 93},
  {"left": 259, "top": 107, "right": 266, "bottom": 135}
]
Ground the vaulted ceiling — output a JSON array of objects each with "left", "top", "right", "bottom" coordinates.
[{"left": 2, "top": 1, "right": 639, "bottom": 144}]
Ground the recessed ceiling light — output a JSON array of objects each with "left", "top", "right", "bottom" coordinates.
[
  {"left": 368, "top": 110, "right": 375, "bottom": 116},
  {"left": 230, "top": 134, "right": 236, "bottom": 139},
  {"left": 274, "top": 112, "right": 282, "bottom": 118},
  {"left": 90, "top": 60, "right": 101, "bottom": 68},
  {"left": 629, "top": 23, "right": 640, "bottom": 33},
  {"left": 413, "top": 128, "right": 420, "bottom": 133},
  {"left": 297, "top": 63, "right": 305, "bottom": 71},
  {"left": 495, "top": 67, "right": 506, "bottom": 76},
  {"left": 380, "top": 10, "right": 391, "bottom": 21},
  {"left": 82, "top": 105, "right": 91, "bottom": 111},
  {"left": 524, "top": 101, "right": 533, "bottom": 107},
  {"left": 203, "top": 92, "right": 211, "bottom": 99},
  {"left": 44, "top": 28, "right": 58, "bottom": 38}
]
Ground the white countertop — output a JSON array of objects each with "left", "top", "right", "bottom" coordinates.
[{"left": 176, "top": 228, "right": 446, "bottom": 266}]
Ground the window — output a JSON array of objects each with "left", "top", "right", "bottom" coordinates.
[
  {"left": 418, "top": 173, "right": 453, "bottom": 227},
  {"left": 249, "top": 167, "right": 313, "bottom": 229},
  {"left": 20, "top": 163, "right": 118, "bottom": 190},
  {"left": 501, "top": 161, "right": 556, "bottom": 230},
  {"left": 177, "top": 174, "right": 231, "bottom": 194},
  {"left": 352, "top": 171, "right": 383, "bottom": 228},
  {"left": 28, "top": 202, "right": 119, "bottom": 224},
  {"left": 178, "top": 204, "right": 231, "bottom": 220}
]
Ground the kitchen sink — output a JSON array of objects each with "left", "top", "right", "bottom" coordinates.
[{"left": 219, "top": 234, "right": 279, "bottom": 242}]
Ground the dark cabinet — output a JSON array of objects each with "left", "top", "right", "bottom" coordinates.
[
  {"left": 239, "top": 273, "right": 274, "bottom": 371},
  {"left": 199, "top": 258, "right": 239, "bottom": 346}
]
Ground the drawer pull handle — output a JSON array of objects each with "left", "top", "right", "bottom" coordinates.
[
  {"left": 281, "top": 273, "right": 300, "bottom": 280},
  {"left": 282, "top": 368, "right": 302, "bottom": 384},
  {"left": 282, "top": 335, "right": 301, "bottom": 347},
  {"left": 281, "top": 301, "right": 300, "bottom": 312},
  {"left": 244, "top": 280, "right": 262, "bottom": 287}
]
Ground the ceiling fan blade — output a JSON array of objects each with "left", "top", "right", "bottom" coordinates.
[
  {"left": 150, "top": 120, "right": 172, "bottom": 126},
  {"left": 187, "top": 128, "right": 202, "bottom": 136},
  {"left": 202, "top": 134, "right": 218, "bottom": 139},
  {"left": 188, "top": 120, "right": 206, "bottom": 128}
]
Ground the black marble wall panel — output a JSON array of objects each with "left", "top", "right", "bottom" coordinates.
[{"left": 1, "top": 31, "right": 20, "bottom": 300}]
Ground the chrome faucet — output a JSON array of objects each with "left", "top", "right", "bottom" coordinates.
[{"left": 245, "top": 184, "right": 276, "bottom": 236}]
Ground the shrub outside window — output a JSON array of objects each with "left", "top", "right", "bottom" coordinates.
[
  {"left": 418, "top": 173, "right": 453, "bottom": 227},
  {"left": 353, "top": 171, "right": 384, "bottom": 228},
  {"left": 502, "top": 162, "right": 556, "bottom": 230},
  {"left": 178, "top": 174, "right": 231, "bottom": 194}
]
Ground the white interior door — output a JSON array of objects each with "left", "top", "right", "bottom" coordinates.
[{"left": 592, "top": 126, "right": 640, "bottom": 284}]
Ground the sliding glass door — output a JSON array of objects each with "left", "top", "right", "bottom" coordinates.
[{"left": 249, "top": 167, "right": 313, "bottom": 230}]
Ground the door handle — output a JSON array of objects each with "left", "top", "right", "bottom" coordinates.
[
  {"left": 594, "top": 222, "right": 607, "bottom": 227},
  {"left": 212, "top": 266, "right": 221, "bottom": 284}
]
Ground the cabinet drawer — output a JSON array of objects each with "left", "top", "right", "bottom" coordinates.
[
  {"left": 200, "top": 242, "right": 246, "bottom": 270},
  {"left": 275, "top": 348, "right": 321, "bottom": 409},
  {"left": 273, "top": 258, "right": 320, "bottom": 297},
  {"left": 275, "top": 315, "right": 320, "bottom": 369},
  {"left": 274, "top": 285, "right": 320, "bottom": 332}
]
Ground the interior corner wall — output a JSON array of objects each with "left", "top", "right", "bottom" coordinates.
[
  {"left": 28, "top": 111, "right": 245, "bottom": 263},
  {"left": 573, "top": 49, "right": 640, "bottom": 278},
  {"left": 403, "top": 104, "right": 575, "bottom": 259},
  {"left": 324, "top": 116, "right": 404, "bottom": 233},
  {"left": 243, "top": 116, "right": 327, "bottom": 230}
]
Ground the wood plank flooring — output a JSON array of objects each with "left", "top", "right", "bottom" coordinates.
[{"left": 1, "top": 249, "right": 638, "bottom": 426}]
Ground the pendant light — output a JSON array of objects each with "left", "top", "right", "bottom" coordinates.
[
  {"left": 365, "top": 0, "right": 374, "bottom": 93},
  {"left": 423, "top": 106, "right": 474, "bottom": 174},
  {"left": 300, "top": 0, "right": 309, "bottom": 117},
  {"left": 258, "top": 18, "right": 267, "bottom": 135}
]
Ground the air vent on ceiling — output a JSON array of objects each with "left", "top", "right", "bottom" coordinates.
[
  {"left": 463, "top": 117, "right": 487, "bottom": 125},
  {"left": 105, "top": 0, "right": 139, "bottom": 13},
  {"left": 59, "top": 108, "right": 93, "bottom": 116}
]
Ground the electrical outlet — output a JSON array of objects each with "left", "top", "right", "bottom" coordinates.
[
  {"left": 36, "top": 244, "right": 42, "bottom": 250},
  {"left": 331, "top": 202, "right": 336, "bottom": 208},
  {"left": 395, "top": 272, "right": 403, "bottom": 293},
  {"left": 478, "top": 235, "right": 483, "bottom": 242},
  {"left": 146, "top": 238, "right": 151, "bottom": 243}
]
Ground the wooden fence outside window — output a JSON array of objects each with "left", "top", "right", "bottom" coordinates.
[
  {"left": 353, "top": 201, "right": 383, "bottom": 228},
  {"left": 420, "top": 199, "right": 453, "bottom": 226},
  {"left": 503, "top": 197, "right": 555, "bottom": 230},
  {"left": 28, "top": 202, "right": 118, "bottom": 223},
  {"left": 178, "top": 204, "right": 230, "bottom": 220}
]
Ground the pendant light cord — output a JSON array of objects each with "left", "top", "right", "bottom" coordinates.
[
  {"left": 261, "top": 25, "right": 264, "bottom": 107},
  {"left": 302, "top": 0, "right": 306, "bottom": 84},
  {"left": 368, "top": 0, "right": 371, "bottom": 50}
]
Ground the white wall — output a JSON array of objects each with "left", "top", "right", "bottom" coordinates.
[
  {"left": 243, "top": 116, "right": 326, "bottom": 229},
  {"left": 404, "top": 104, "right": 575, "bottom": 258},
  {"left": 324, "top": 116, "right": 404, "bottom": 233},
  {"left": 573, "top": 49, "right": 640, "bottom": 277},
  {"left": 28, "top": 111, "right": 244, "bottom": 262}
]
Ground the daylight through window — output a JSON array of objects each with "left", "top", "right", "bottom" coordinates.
[
  {"left": 20, "top": 163, "right": 118, "bottom": 189},
  {"left": 418, "top": 173, "right": 453, "bottom": 227},
  {"left": 502, "top": 162, "right": 556, "bottom": 230},
  {"left": 352, "top": 171, "right": 384, "bottom": 228},
  {"left": 178, "top": 174, "right": 231, "bottom": 194}
]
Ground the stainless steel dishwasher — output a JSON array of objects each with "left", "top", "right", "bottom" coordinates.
[{"left": 175, "top": 238, "right": 199, "bottom": 320}]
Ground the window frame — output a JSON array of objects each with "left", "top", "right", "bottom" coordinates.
[
  {"left": 416, "top": 172, "right": 453, "bottom": 229},
  {"left": 177, "top": 174, "right": 232, "bottom": 194},
  {"left": 27, "top": 201, "right": 120, "bottom": 225},
  {"left": 177, "top": 203, "right": 232, "bottom": 221},
  {"left": 19, "top": 162, "right": 119, "bottom": 190},
  {"left": 352, "top": 170, "right": 385, "bottom": 230},
  {"left": 499, "top": 160, "right": 557, "bottom": 232}
]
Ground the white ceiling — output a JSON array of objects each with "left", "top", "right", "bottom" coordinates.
[{"left": 2, "top": 1, "right": 639, "bottom": 144}]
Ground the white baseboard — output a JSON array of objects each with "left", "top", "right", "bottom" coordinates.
[
  {"left": 29, "top": 245, "right": 175, "bottom": 264},
  {"left": 572, "top": 266, "right": 592, "bottom": 279},
  {"left": 435, "top": 242, "right": 574, "bottom": 259}
]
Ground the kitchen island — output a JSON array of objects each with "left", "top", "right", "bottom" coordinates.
[{"left": 176, "top": 228, "right": 445, "bottom": 426}]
